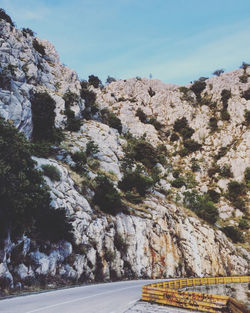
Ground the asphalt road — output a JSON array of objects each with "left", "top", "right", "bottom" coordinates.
[{"left": 0, "top": 280, "right": 164, "bottom": 313}]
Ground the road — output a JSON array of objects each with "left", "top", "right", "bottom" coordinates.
[{"left": 0, "top": 280, "right": 164, "bottom": 313}]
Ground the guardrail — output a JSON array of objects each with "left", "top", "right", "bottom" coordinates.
[{"left": 141, "top": 276, "right": 250, "bottom": 312}]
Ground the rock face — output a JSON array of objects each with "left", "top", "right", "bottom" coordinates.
[{"left": 0, "top": 18, "right": 249, "bottom": 291}]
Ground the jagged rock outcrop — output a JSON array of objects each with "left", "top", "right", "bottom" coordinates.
[{"left": 0, "top": 17, "right": 249, "bottom": 292}]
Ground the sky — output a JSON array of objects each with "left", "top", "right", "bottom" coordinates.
[{"left": 1, "top": 0, "right": 250, "bottom": 85}]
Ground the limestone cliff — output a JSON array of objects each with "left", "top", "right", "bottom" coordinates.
[{"left": 0, "top": 16, "right": 249, "bottom": 292}]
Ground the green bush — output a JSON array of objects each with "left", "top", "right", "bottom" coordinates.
[
  {"left": 63, "top": 91, "right": 81, "bottom": 131},
  {"left": 244, "top": 167, "right": 250, "bottom": 183},
  {"left": 88, "top": 75, "right": 102, "bottom": 88},
  {"left": 184, "top": 191, "right": 218, "bottom": 224},
  {"left": 239, "top": 74, "right": 248, "bottom": 83},
  {"left": 173, "top": 117, "right": 188, "bottom": 132},
  {"left": 22, "top": 28, "right": 34, "bottom": 37},
  {"left": 86, "top": 140, "right": 99, "bottom": 156},
  {"left": 171, "top": 177, "right": 186, "bottom": 188},
  {"left": 213, "top": 69, "right": 224, "bottom": 76},
  {"left": 244, "top": 110, "right": 250, "bottom": 126},
  {"left": 191, "top": 159, "right": 201, "bottom": 172},
  {"left": 190, "top": 78, "right": 207, "bottom": 101},
  {"left": 206, "top": 189, "right": 220, "bottom": 203},
  {"left": 238, "top": 218, "right": 249, "bottom": 230},
  {"left": 0, "top": 118, "right": 72, "bottom": 241},
  {"left": 93, "top": 175, "right": 122, "bottom": 215},
  {"left": 31, "top": 92, "right": 61, "bottom": 143},
  {"left": 33, "top": 39, "right": 46, "bottom": 56},
  {"left": 214, "top": 146, "right": 228, "bottom": 160},
  {"left": 221, "top": 226, "right": 244, "bottom": 243},
  {"left": 41, "top": 164, "right": 61, "bottom": 181},
  {"left": 0, "top": 8, "right": 14, "bottom": 26},
  {"left": 114, "top": 233, "right": 128, "bottom": 254},
  {"left": 170, "top": 132, "right": 179, "bottom": 142},
  {"left": 106, "top": 76, "right": 116, "bottom": 84},
  {"left": 71, "top": 151, "right": 87, "bottom": 174},
  {"left": 183, "top": 139, "right": 201, "bottom": 152},
  {"left": 209, "top": 117, "right": 218, "bottom": 131},
  {"left": 148, "top": 117, "right": 163, "bottom": 130},
  {"left": 227, "top": 181, "right": 246, "bottom": 200},
  {"left": 221, "top": 109, "right": 230, "bottom": 121},
  {"left": 119, "top": 170, "right": 154, "bottom": 197},
  {"left": 136, "top": 108, "right": 147, "bottom": 123},
  {"left": 221, "top": 89, "right": 231, "bottom": 108},
  {"left": 180, "top": 126, "right": 194, "bottom": 139},
  {"left": 242, "top": 88, "right": 250, "bottom": 100},
  {"left": 101, "top": 109, "right": 122, "bottom": 133},
  {"left": 219, "top": 164, "right": 233, "bottom": 178}
]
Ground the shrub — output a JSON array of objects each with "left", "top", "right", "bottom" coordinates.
[
  {"left": 180, "top": 126, "right": 194, "bottom": 139},
  {"left": 0, "top": 67, "right": 11, "bottom": 90},
  {"left": 104, "top": 249, "right": 116, "bottom": 262},
  {"left": 221, "top": 89, "right": 231, "bottom": 108},
  {"left": 118, "top": 168, "right": 154, "bottom": 196},
  {"left": 101, "top": 109, "right": 122, "bottom": 133},
  {"left": 244, "top": 167, "right": 250, "bottom": 183},
  {"left": 31, "top": 92, "right": 62, "bottom": 144},
  {"left": 22, "top": 28, "right": 34, "bottom": 37},
  {"left": 191, "top": 159, "right": 200, "bottom": 172},
  {"left": 214, "top": 146, "right": 228, "bottom": 160},
  {"left": 173, "top": 117, "right": 188, "bottom": 132},
  {"left": 184, "top": 192, "right": 218, "bottom": 224},
  {"left": 41, "top": 164, "right": 61, "bottom": 182},
  {"left": 220, "top": 164, "right": 233, "bottom": 178},
  {"left": 171, "top": 177, "right": 186, "bottom": 188},
  {"left": 106, "top": 76, "right": 116, "bottom": 84},
  {"left": 71, "top": 151, "right": 87, "bottom": 174},
  {"left": 88, "top": 75, "right": 102, "bottom": 88},
  {"left": 227, "top": 181, "right": 246, "bottom": 200},
  {"left": 86, "top": 140, "right": 99, "bottom": 156},
  {"left": 242, "top": 88, "right": 250, "bottom": 100},
  {"left": 0, "top": 8, "right": 14, "bottom": 26},
  {"left": 190, "top": 78, "right": 207, "bottom": 101},
  {"left": 93, "top": 175, "right": 122, "bottom": 215},
  {"left": 239, "top": 74, "right": 248, "bottom": 83},
  {"left": 221, "top": 109, "right": 230, "bottom": 121},
  {"left": 238, "top": 218, "right": 249, "bottom": 230},
  {"left": 136, "top": 108, "right": 147, "bottom": 123},
  {"left": 170, "top": 133, "right": 179, "bottom": 142},
  {"left": 183, "top": 139, "right": 201, "bottom": 152},
  {"left": 207, "top": 189, "right": 220, "bottom": 203},
  {"left": 213, "top": 69, "right": 224, "bottom": 76},
  {"left": 33, "top": 39, "right": 46, "bottom": 56},
  {"left": 148, "top": 87, "right": 155, "bottom": 97},
  {"left": 124, "top": 191, "right": 143, "bottom": 204},
  {"left": 0, "top": 118, "right": 72, "bottom": 241},
  {"left": 221, "top": 226, "right": 244, "bottom": 243},
  {"left": 240, "top": 62, "right": 250, "bottom": 70},
  {"left": 244, "top": 110, "right": 250, "bottom": 126},
  {"left": 209, "top": 117, "right": 218, "bottom": 131},
  {"left": 114, "top": 233, "right": 128, "bottom": 254}
]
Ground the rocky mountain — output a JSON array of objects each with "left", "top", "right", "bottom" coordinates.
[{"left": 0, "top": 11, "right": 249, "bottom": 293}]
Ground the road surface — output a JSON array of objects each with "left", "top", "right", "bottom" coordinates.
[{"left": 0, "top": 280, "right": 164, "bottom": 313}]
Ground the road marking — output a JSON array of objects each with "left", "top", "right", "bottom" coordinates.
[{"left": 25, "top": 283, "right": 143, "bottom": 313}]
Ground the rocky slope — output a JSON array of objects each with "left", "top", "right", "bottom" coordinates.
[{"left": 0, "top": 15, "right": 249, "bottom": 292}]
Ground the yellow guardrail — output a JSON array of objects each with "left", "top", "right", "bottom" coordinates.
[{"left": 141, "top": 276, "right": 250, "bottom": 313}]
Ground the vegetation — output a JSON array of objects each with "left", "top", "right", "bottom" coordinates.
[
  {"left": 136, "top": 108, "right": 162, "bottom": 130},
  {"left": 244, "top": 167, "right": 250, "bottom": 185},
  {"left": 86, "top": 140, "right": 99, "bottom": 157},
  {"left": 118, "top": 166, "right": 154, "bottom": 197},
  {"left": 33, "top": 39, "right": 46, "bottom": 55},
  {"left": 93, "top": 175, "right": 122, "bottom": 215},
  {"left": 63, "top": 91, "right": 81, "bottom": 131},
  {"left": 0, "top": 118, "right": 72, "bottom": 241},
  {"left": 206, "top": 189, "right": 220, "bottom": 203},
  {"left": 31, "top": 92, "right": 64, "bottom": 145},
  {"left": 227, "top": 181, "right": 246, "bottom": 200},
  {"left": 221, "top": 226, "right": 244, "bottom": 243},
  {"left": 238, "top": 218, "right": 249, "bottom": 230},
  {"left": 190, "top": 77, "right": 207, "bottom": 101},
  {"left": 81, "top": 86, "right": 98, "bottom": 119},
  {"left": 209, "top": 117, "right": 218, "bottom": 131},
  {"left": 71, "top": 151, "right": 87, "bottom": 174},
  {"left": 101, "top": 108, "right": 122, "bottom": 133},
  {"left": 41, "top": 164, "right": 61, "bottom": 182},
  {"left": 88, "top": 75, "right": 102, "bottom": 88},
  {"left": 170, "top": 132, "right": 179, "bottom": 142},
  {"left": 242, "top": 88, "right": 250, "bottom": 100},
  {"left": 22, "top": 28, "right": 34, "bottom": 37},
  {"left": 213, "top": 69, "right": 224, "bottom": 76},
  {"left": 244, "top": 110, "right": 250, "bottom": 126},
  {"left": 184, "top": 191, "right": 219, "bottom": 224},
  {"left": 0, "top": 8, "right": 14, "bottom": 26},
  {"left": 114, "top": 233, "right": 128, "bottom": 254},
  {"left": 106, "top": 76, "right": 116, "bottom": 84}
]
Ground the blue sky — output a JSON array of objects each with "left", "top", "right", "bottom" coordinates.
[{"left": 1, "top": 0, "right": 250, "bottom": 85}]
